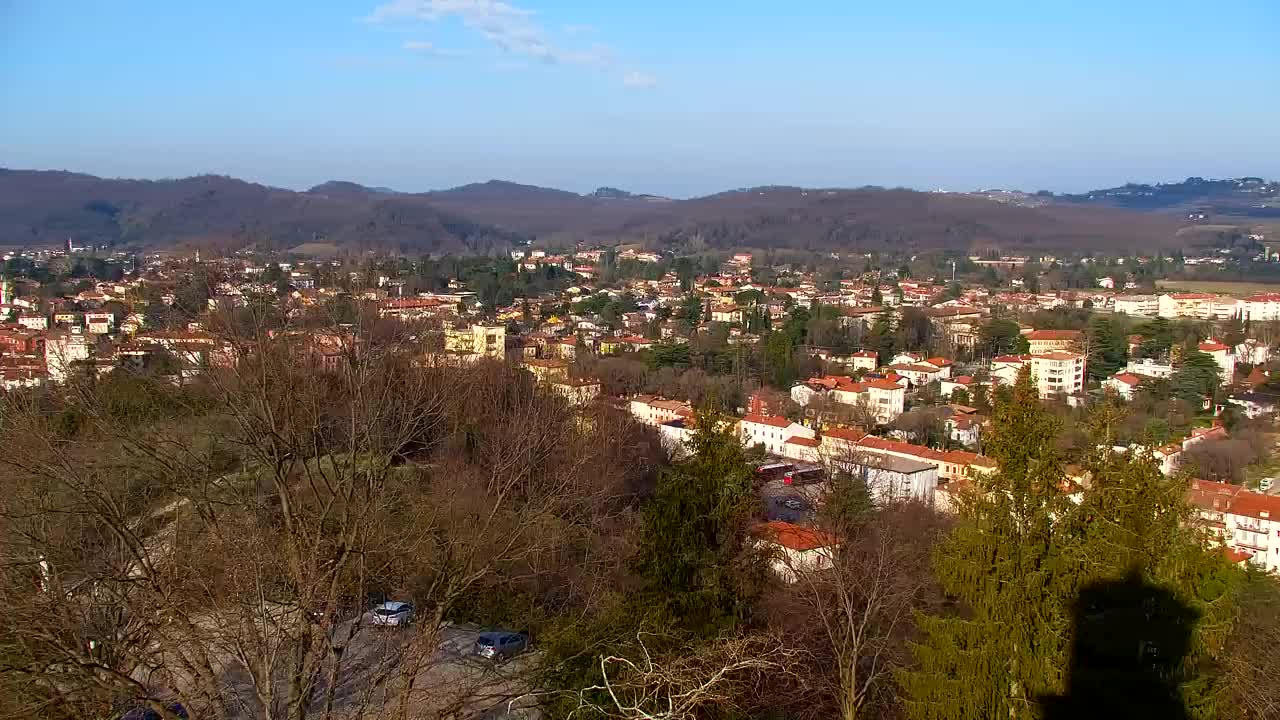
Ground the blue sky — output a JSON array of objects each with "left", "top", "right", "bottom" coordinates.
[{"left": 2, "top": 0, "right": 1277, "bottom": 197}]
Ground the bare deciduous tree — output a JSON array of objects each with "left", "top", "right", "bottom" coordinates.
[
  {"left": 766, "top": 503, "right": 944, "bottom": 720},
  {"left": 0, "top": 308, "right": 656, "bottom": 720}
]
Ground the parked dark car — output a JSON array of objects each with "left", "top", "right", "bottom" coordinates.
[{"left": 474, "top": 631, "right": 529, "bottom": 661}]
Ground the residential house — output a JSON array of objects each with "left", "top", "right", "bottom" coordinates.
[
  {"left": 741, "top": 414, "right": 814, "bottom": 456},
  {"left": 710, "top": 304, "right": 743, "bottom": 324},
  {"left": 1105, "top": 372, "right": 1143, "bottom": 400},
  {"left": 1234, "top": 339, "right": 1271, "bottom": 366},
  {"left": 752, "top": 521, "right": 837, "bottom": 583},
  {"left": 523, "top": 358, "right": 571, "bottom": 382},
  {"left": 628, "top": 395, "right": 693, "bottom": 427},
  {"left": 791, "top": 375, "right": 906, "bottom": 423},
  {"left": 85, "top": 312, "right": 113, "bottom": 335},
  {"left": 940, "top": 375, "right": 975, "bottom": 399},
  {"left": 45, "top": 329, "right": 92, "bottom": 383},
  {"left": 990, "top": 355, "right": 1031, "bottom": 386},
  {"left": 1227, "top": 391, "right": 1280, "bottom": 419},
  {"left": 1126, "top": 358, "right": 1175, "bottom": 379},
  {"left": 946, "top": 413, "right": 985, "bottom": 447},
  {"left": 444, "top": 324, "right": 506, "bottom": 359},
  {"left": 548, "top": 377, "right": 601, "bottom": 406},
  {"left": 886, "top": 362, "right": 947, "bottom": 388},
  {"left": 1198, "top": 341, "right": 1235, "bottom": 385},
  {"left": 842, "top": 350, "right": 879, "bottom": 372}
]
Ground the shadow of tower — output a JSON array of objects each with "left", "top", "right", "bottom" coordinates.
[{"left": 1042, "top": 569, "right": 1199, "bottom": 720}]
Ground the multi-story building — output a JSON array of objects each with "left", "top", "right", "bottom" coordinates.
[
  {"left": 45, "top": 328, "right": 92, "bottom": 383},
  {"left": 1157, "top": 293, "right": 1238, "bottom": 320},
  {"left": 85, "top": 312, "right": 113, "bottom": 335},
  {"left": 1238, "top": 293, "right": 1280, "bottom": 322},
  {"left": 1113, "top": 294, "right": 1159, "bottom": 316},
  {"left": 1187, "top": 479, "right": 1280, "bottom": 573},
  {"left": 1029, "top": 351, "right": 1086, "bottom": 398},
  {"left": 17, "top": 314, "right": 47, "bottom": 330},
  {"left": 1024, "top": 329, "right": 1081, "bottom": 354},
  {"left": 444, "top": 324, "right": 506, "bottom": 359},
  {"left": 548, "top": 377, "right": 601, "bottom": 406},
  {"left": 836, "top": 450, "right": 938, "bottom": 506},
  {"left": 741, "top": 414, "right": 813, "bottom": 456},
  {"left": 628, "top": 395, "right": 693, "bottom": 427}
]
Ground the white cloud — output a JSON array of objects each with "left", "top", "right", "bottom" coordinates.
[
  {"left": 403, "top": 39, "right": 467, "bottom": 56},
  {"left": 622, "top": 70, "right": 657, "bottom": 89},
  {"left": 369, "top": 0, "right": 606, "bottom": 65},
  {"left": 563, "top": 23, "right": 593, "bottom": 35}
]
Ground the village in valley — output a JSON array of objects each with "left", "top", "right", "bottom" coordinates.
[{"left": 3, "top": 239, "right": 1279, "bottom": 578}]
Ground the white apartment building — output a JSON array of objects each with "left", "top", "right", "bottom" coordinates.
[
  {"left": 1188, "top": 479, "right": 1280, "bottom": 573},
  {"left": 1238, "top": 293, "right": 1280, "bottom": 322},
  {"left": 1113, "top": 294, "right": 1159, "bottom": 316},
  {"left": 1029, "top": 351, "right": 1086, "bottom": 398},
  {"left": 1157, "top": 293, "right": 1238, "bottom": 320},
  {"left": 1125, "top": 358, "right": 1175, "bottom": 379}
]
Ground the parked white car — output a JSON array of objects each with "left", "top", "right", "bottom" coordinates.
[{"left": 368, "top": 601, "right": 415, "bottom": 627}]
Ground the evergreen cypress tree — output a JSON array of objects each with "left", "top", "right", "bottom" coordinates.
[
  {"left": 1061, "top": 404, "right": 1237, "bottom": 719},
  {"left": 902, "top": 389, "right": 1240, "bottom": 720},
  {"left": 901, "top": 367, "right": 1079, "bottom": 720},
  {"left": 632, "top": 404, "right": 762, "bottom": 636}
]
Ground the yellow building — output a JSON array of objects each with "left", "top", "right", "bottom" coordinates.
[{"left": 444, "top": 324, "right": 506, "bottom": 359}]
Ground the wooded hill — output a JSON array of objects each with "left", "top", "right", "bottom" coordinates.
[{"left": 0, "top": 168, "right": 1192, "bottom": 254}]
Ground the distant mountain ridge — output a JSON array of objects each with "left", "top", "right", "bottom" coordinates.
[
  {"left": 1057, "top": 176, "right": 1280, "bottom": 216},
  {"left": 0, "top": 167, "right": 1237, "bottom": 253},
  {"left": 0, "top": 169, "right": 519, "bottom": 254}
]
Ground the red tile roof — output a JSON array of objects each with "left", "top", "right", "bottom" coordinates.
[
  {"left": 753, "top": 521, "right": 838, "bottom": 551},
  {"left": 1026, "top": 329, "right": 1081, "bottom": 341},
  {"left": 742, "top": 414, "right": 794, "bottom": 429},
  {"left": 1111, "top": 372, "right": 1142, "bottom": 387}
]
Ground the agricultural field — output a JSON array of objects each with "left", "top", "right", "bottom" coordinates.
[{"left": 1156, "top": 279, "right": 1280, "bottom": 295}]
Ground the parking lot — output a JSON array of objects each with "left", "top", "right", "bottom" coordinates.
[{"left": 760, "top": 477, "right": 825, "bottom": 522}]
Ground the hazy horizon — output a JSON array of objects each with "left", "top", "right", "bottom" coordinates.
[
  {"left": 3, "top": 163, "right": 1275, "bottom": 201},
  {"left": 3, "top": 0, "right": 1277, "bottom": 197}
]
